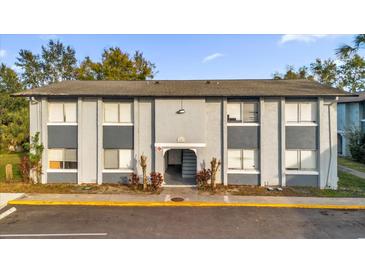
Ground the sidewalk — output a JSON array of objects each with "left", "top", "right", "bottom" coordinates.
[
  {"left": 338, "top": 165, "right": 365, "bottom": 179},
  {"left": 7, "top": 190, "right": 365, "bottom": 209}
]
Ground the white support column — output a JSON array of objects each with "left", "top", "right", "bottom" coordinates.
[
  {"left": 280, "top": 97, "right": 286, "bottom": 187},
  {"left": 259, "top": 97, "right": 265, "bottom": 186},
  {"left": 97, "top": 98, "right": 103, "bottom": 184},
  {"left": 319, "top": 97, "right": 338, "bottom": 189},
  {"left": 222, "top": 97, "right": 228, "bottom": 185},
  {"left": 77, "top": 97, "right": 82, "bottom": 184},
  {"left": 40, "top": 98, "right": 48, "bottom": 184},
  {"left": 133, "top": 98, "right": 140, "bottom": 174}
]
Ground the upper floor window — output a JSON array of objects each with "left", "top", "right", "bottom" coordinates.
[
  {"left": 104, "top": 102, "right": 133, "bottom": 124},
  {"left": 227, "top": 101, "right": 259, "bottom": 123},
  {"left": 48, "top": 102, "right": 77, "bottom": 123},
  {"left": 228, "top": 149, "right": 259, "bottom": 170},
  {"left": 285, "top": 102, "right": 317, "bottom": 124}
]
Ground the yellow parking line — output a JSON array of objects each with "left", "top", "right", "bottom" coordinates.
[{"left": 7, "top": 199, "right": 365, "bottom": 209}]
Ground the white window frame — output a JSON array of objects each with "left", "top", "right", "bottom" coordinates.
[
  {"left": 227, "top": 101, "right": 260, "bottom": 126},
  {"left": 48, "top": 102, "right": 77, "bottom": 125},
  {"left": 227, "top": 149, "right": 259, "bottom": 173},
  {"left": 285, "top": 101, "right": 317, "bottom": 126},
  {"left": 103, "top": 149, "right": 134, "bottom": 172},
  {"left": 47, "top": 148, "right": 78, "bottom": 172},
  {"left": 285, "top": 149, "right": 317, "bottom": 171},
  {"left": 103, "top": 101, "right": 134, "bottom": 125}
]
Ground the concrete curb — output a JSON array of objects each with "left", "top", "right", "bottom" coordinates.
[{"left": 8, "top": 199, "right": 365, "bottom": 209}]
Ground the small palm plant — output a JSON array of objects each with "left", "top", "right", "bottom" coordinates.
[
  {"left": 140, "top": 155, "right": 148, "bottom": 191},
  {"left": 210, "top": 157, "right": 221, "bottom": 190}
]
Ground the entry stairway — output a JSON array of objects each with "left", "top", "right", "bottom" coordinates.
[{"left": 182, "top": 149, "right": 197, "bottom": 178}]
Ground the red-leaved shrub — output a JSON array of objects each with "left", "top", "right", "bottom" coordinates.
[
  {"left": 150, "top": 172, "right": 163, "bottom": 191},
  {"left": 20, "top": 156, "right": 30, "bottom": 183},
  {"left": 196, "top": 169, "right": 211, "bottom": 188}
]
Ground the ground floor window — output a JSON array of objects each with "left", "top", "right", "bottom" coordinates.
[
  {"left": 104, "top": 149, "right": 133, "bottom": 169},
  {"left": 285, "top": 149, "right": 317, "bottom": 170},
  {"left": 48, "top": 149, "right": 77, "bottom": 169},
  {"left": 228, "top": 149, "right": 259, "bottom": 170}
]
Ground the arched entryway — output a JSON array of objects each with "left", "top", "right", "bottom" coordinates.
[{"left": 163, "top": 149, "right": 197, "bottom": 186}]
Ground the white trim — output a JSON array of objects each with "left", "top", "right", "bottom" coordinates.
[
  {"left": 285, "top": 123, "right": 318, "bottom": 127},
  {"left": 285, "top": 170, "right": 319, "bottom": 175},
  {"left": 154, "top": 143, "right": 206, "bottom": 148},
  {"left": 227, "top": 123, "right": 260, "bottom": 127},
  {"left": 227, "top": 170, "right": 260, "bottom": 174},
  {"left": 361, "top": 119, "right": 365, "bottom": 122},
  {"left": 102, "top": 169, "right": 134, "bottom": 173},
  {"left": 47, "top": 169, "right": 78, "bottom": 173},
  {"left": 47, "top": 122, "right": 78, "bottom": 126},
  {"left": 102, "top": 122, "right": 134, "bottom": 126}
]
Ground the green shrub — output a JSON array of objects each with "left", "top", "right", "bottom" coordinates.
[{"left": 346, "top": 128, "right": 365, "bottom": 163}]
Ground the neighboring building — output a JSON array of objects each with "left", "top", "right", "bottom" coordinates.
[
  {"left": 337, "top": 92, "right": 365, "bottom": 157},
  {"left": 15, "top": 79, "right": 348, "bottom": 189}
]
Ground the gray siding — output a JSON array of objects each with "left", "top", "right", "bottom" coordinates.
[
  {"left": 102, "top": 173, "right": 131, "bottom": 184},
  {"left": 286, "top": 175, "right": 318, "bottom": 187},
  {"left": 286, "top": 126, "right": 317, "bottom": 149},
  {"left": 48, "top": 125, "right": 78, "bottom": 148},
  {"left": 47, "top": 172, "right": 78, "bottom": 183},
  {"left": 227, "top": 126, "right": 259, "bottom": 148},
  {"left": 227, "top": 174, "right": 260, "bottom": 185},
  {"left": 103, "top": 126, "right": 134, "bottom": 149}
]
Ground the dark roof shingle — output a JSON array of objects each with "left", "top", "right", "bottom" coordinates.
[{"left": 13, "top": 79, "right": 351, "bottom": 97}]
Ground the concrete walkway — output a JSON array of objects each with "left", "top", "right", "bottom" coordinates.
[
  {"left": 338, "top": 165, "right": 365, "bottom": 179},
  {"left": 0, "top": 193, "right": 24, "bottom": 207},
  {"left": 6, "top": 191, "right": 365, "bottom": 209}
]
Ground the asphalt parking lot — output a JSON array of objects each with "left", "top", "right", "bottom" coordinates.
[{"left": 1, "top": 205, "right": 365, "bottom": 238}]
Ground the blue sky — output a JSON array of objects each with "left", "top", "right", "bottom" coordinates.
[{"left": 0, "top": 34, "right": 355, "bottom": 79}]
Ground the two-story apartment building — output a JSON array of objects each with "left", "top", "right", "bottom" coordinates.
[
  {"left": 15, "top": 79, "right": 348, "bottom": 189},
  {"left": 337, "top": 92, "right": 365, "bottom": 156}
]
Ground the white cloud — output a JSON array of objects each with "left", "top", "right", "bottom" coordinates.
[
  {"left": 279, "top": 34, "right": 328, "bottom": 45},
  {"left": 0, "top": 49, "right": 6, "bottom": 59},
  {"left": 202, "top": 52, "right": 224, "bottom": 63},
  {"left": 39, "top": 34, "right": 59, "bottom": 41}
]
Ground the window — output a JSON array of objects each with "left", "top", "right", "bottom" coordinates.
[
  {"left": 243, "top": 102, "right": 259, "bottom": 123},
  {"left": 104, "top": 149, "right": 133, "bottom": 169},
  {"left": 104, "top": 102, "right": 133, "bottom": 123},
  {"left": 285, "top": 102, "right": 317, "bottom": 124},
  {"left": 48, "top": 149, "right": 77, "bottom": 169},
  {"left": 228, "top": 149, "right": 259, "bottom": 170},
  {"left": 285, "top": 150, "right": 317, "bottom": 170},
  {"left": 48, "top": 102, "right": 77, "bottom": 123},
  {"left": 227, "top": 103, "right": 242, "bottom": 122},
  {"left": 227, "top": 101, "right": 259, "bottom": 123}
]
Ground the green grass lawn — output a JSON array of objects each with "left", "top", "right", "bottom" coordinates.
[
  {"left": 338, "top": 156, "right": 365, "bottom": 173},
  {"left": 298, "top": 171, "right": 365, "bottom": 197},
  {"left": 0, "top": 151, "right": 24, "bottom": 182}
]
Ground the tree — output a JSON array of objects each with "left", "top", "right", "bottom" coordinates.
[
  {"left": 0, "top": 64, "right": 23, "bottom": 92},
  {"left": 0, "top": 64, "right": 28, "bottom": 151},
  {"left": 41, "top": 40, "right": 77, "bottom": 83},
  {"left": 273, "top": 65, "right": 313, "bottom": 80},
  {"left": 337, "top": 54, "right": 365, "bottom": 93},
  {"left": 15, "top": 39, "right": 77, "bottom": 88},
  {"left": 76, "top": 47, "right": 156, "bottom": 80},
  {"left": 336, "top": 34, "right": 365, "bottom": 58},
  {"left": 310, "top": 58, "right": 339, "bottom": 86}
]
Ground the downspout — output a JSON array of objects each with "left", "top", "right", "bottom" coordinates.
[{"left": 325, "top": 100, "right": 336, "bottom": 188}]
